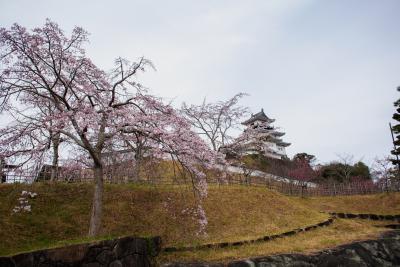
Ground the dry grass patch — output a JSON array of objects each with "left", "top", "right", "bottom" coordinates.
[
  {"left": 158, "top": 219, "right": 391, "bottom": 264},
  {"left": 297, "top": 193, "right": 400, "bottom": 214},
  {"left": 0, "top": 183, "right": 326, "bottom": 256}
]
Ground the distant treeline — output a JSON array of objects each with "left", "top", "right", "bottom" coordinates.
[{"left": 238, "top": 153, "right": 372, "bottom": 184}]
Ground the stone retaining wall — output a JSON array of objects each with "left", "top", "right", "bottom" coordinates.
[
  {"left": 0, "top": 236, "right": 161, "bottom": 267},
  {"left": 165, "top": 230, "right": 400, "bottom": 267},
  {"left": 163, "top": 218, "right": 334, "bottom": 252}
]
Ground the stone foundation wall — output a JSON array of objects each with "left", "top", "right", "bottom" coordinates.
[
  {"left": 0, "top": 236, "right": 161, "bottom": 267},
  {"left": 165, "top": 230, "right": 400, "bottom": 267}
]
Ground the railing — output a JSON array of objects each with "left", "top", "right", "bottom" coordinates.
[
  {"left": 1, "top": 172, "right": 35, "bottom": 184},
  {"left": 204, "top": 175, "right": 399, "bottom": 197},
  {"left": 1, "top": 167, "right": 399, "bottom": 197}
]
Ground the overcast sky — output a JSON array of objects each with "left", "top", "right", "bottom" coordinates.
[{"left": 1, "top": 0, "right": 399, "bottom": 165}]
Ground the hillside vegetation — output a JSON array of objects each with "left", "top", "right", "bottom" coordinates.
[
  {"left": 0, "top": 182, "right": 399, "bottom": 263},
  {"left": 159, "top": 219, "right": 390, "bottom": 263},
  {"left": 0, "top": 183, "right": 327, "bottom": 256},
  {"left": 299, "top": 193, "right": 400, "bottom": 214}
]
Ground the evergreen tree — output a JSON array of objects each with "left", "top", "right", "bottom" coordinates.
[
  {"left": 351, "top": 162, "right": 371, "bottom": 180},
  {"left": 391, "top": 86, "right": 400, "bottom": 167}
]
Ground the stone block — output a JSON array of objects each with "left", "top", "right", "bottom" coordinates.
[
  {"left": 113, "top": 237, "right": 147, "bottom": 258},
  {"left": 12, "top": 252, "right": 34, "bottom": 267},
  {"left": 82, "top": 262, "right": 100, "bottom": 267},
  {"left": 385, "top": 215, "right": 395, "bottom": 220},
  {"left": 3, "top": 236, "right": 159, "bottom": 267},
  {"left": 109, "top": 260, "right": 123, "bottom": 267},
  {"left": 0, "top": 257, "right": 15, "bottom": 267},
  {"left": 369, "top": 214, "right": 379, "bottom": 220},
  {"left": 345, "top": 213, "right": 358, "bottom": 219},
  {"left": 95, "top": 249, "right": 116, "bottom": 265},
  {"left": 147, "top": 236, "right": 162, "bottom": 257}
]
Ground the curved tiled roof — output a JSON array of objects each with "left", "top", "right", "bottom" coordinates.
[
  {"left": 242, "top": 109, "right": 275, "bottom": 125},
  {"left": 277, "top": 141, "right": 291, "bottom": 147},
  {"left": 271, "top": 131, "right": 285, "bottom": 137}
]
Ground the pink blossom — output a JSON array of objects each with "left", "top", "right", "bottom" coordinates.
[{"left": 0, "top": 20, "right": 226, "bottom": 235}]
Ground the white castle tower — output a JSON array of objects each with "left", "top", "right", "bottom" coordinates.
[{"left": 232, "top": 109, "right": 290, "bottom": 159}]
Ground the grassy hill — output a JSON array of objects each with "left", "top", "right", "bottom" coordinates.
[
  {"left": 299, "top": 193, "right": 400, "bottom": 215},
  {"left": 159, "top": 218, "right": 391, "bottom": 263},
  {"left": 0, "top": 183, "right": 326, "bottom": 256},
  {"left": 0, "top": 182, "right": 398, "bottom": 263}
]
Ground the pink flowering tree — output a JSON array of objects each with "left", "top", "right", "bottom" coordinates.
[
  {"left": 2, "top": 100, "right": 63, "bottom": 180},
  {"left": 0, "top": 20, "right": 221, "bottom": 236},
  {"left": 181, "top": 93, "right": 249, "bottom": 151},
  {"left": 288, "top": 158, "right": 317, "bottom": 183},
  {"left": 288, "top": 153, "right": 318, "bottom": 196},
  {"left": 220, "top": 126, "right": 278, "bottom": 159}
]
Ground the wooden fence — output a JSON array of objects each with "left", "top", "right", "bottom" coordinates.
[
  {"left": 204, "top": 174, "right": 399, "bottom": 197},
  {"left": 1, "top": 166, "right": 399, "bottom": 197}
]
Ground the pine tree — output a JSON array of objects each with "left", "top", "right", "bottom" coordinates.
[{"left": 391, "top": 86, "right": 400, "bottom": 167}]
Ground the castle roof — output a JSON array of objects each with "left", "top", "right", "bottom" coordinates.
[
  {"left": 271, "top": 131, "right": 285, "bottom": 137},
  {"left": 277, "top": 141, "right": 291, "bottom": 147},
  {"left": 242, "top": 109, "right": 275, "bottom": 125}
]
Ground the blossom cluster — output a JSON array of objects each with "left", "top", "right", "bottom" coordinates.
[
  {"left": 12, "top": 190, "right": 37, "bottom": 213},
  {"left": 162, "top": 197, "right": 208, "bottom": 236},
  {"left": 196, "top": 204, "right": 208, "bottom": 236}
]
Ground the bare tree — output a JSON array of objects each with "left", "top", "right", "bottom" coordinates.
[
  {"left": 372, "top": 156, "right": 398, "bottom": 191},
  {"left": 334, "top": 153, "right": 355, "bottom": 182},
  {"left": 181, "top": 93, "right": 249, "bottom": 151}
]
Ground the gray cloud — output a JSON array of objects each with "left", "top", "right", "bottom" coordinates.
[{"left": 1, "top": 0, "right": 399, "bottom": 164}]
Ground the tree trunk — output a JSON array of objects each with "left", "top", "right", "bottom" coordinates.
[
  {"left": 50, "top": 133, "right": 60, "bottom": 181},
  {"left": 133, "top": 157, "right": 141, "bottom": 182},
  {"left": 211, "top": 140, "right": 217, "bottom": 151},
  {"left": 88, "top": 165, "right": 104, "bottom": 237},
  {"left": 0, "top": 158, "right": 5, "bottom": 183},
  {"left": 133, "top": 146, "right": 143, "bottom": 182}
]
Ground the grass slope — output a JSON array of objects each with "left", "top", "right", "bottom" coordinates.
[
  {"left": 0, "top": 183, "right": 327, "bottom": 256},
  {"left": 299, "top": 193, "right": 400, "bottom": 215},
  {"left": 160, "top": 219, "right": 390, "bottom": 263}
]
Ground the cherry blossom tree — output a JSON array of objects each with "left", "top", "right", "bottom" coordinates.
[
  {"left": 4, "top": 101, "right": 63, "bottom": 180},
  {"left": 181, "top": 93, "right": 249, "bottom": 151},
  {"left": 287, "top": 154, "right": 317, "bottom": 197},
  {"left": 0, "top": 20, "right": 222, "bottom": 236},
  {"left": 288, "top": 155, "right": 317, "bottom": 185},
  {"left": 220, "top": 124, "right": 285, "bottom": 161},
  {"left": 38, "top": 103, "right": 63, "bottom": 181}
]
